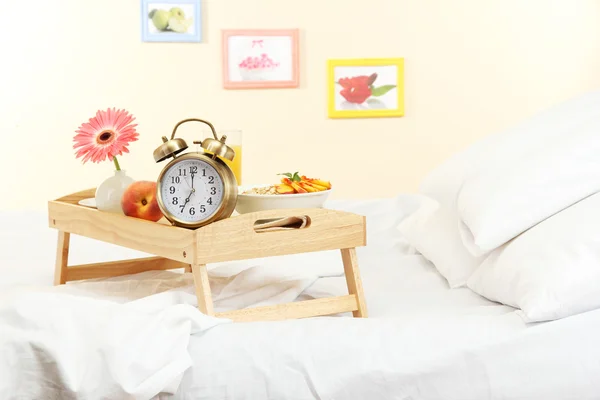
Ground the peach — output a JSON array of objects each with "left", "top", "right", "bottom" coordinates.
[
  {"left": 275, "top": 184, "right": 295, "bottom": 194},
  {"left": 121, "top": 181, "right": 163, "bottom": 222}
]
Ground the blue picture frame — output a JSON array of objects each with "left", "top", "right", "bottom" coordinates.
[{"left": 141, "top": 0, "right": 201, "bottom": 43}]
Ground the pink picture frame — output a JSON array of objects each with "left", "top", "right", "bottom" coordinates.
[{"left": 222, "top": 29, "right": 300, "bottom": 89}]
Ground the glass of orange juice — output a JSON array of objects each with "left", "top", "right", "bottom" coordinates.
[{"left": 220, "top": 130, "right": 242, "bottom": 185}]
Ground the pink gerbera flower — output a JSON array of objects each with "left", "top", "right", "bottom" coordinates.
[{"left": 73, "top": 108, "right": 139, "bottom": 168}]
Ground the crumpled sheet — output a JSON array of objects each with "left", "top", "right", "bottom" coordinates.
[{"left": 0, "top": 265, "right": 319, "bottom": 400}]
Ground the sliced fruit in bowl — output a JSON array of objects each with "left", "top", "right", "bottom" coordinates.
[
  {"left": 275, "top": 172, "right": 332, "bottom": 194},
  {"left": 236, "top": 173, "right": 332, "bottom": 214}
]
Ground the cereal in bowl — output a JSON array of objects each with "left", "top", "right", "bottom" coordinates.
[{"left": 242, "top": 186, "right": 278, "bottom": 195}]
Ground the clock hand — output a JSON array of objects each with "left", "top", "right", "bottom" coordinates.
[
  {"left": 181, "top": 186, "right": 195, "bottom": 212},
  {"left": 183, "top": 172, "right": 196, "bottom": 191}
]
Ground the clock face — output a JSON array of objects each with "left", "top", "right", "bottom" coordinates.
[{"left": 159, "top": 157, "right": 225, "bottom": 224}]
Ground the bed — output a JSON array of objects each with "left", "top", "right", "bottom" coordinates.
[
  {"left": 4, "top": 90, "right": 600, "bottom": 399},
  {"left": 2, "top": 193, "right": 600, "bottom": 400}
]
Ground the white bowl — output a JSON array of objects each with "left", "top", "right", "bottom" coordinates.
[{"left": 235, "top": 184, "right": 332, "bottom": 214}]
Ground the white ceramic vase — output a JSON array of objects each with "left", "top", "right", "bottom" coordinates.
[{"left": 95, "top": 170, "right": 135, "bottom": 214}]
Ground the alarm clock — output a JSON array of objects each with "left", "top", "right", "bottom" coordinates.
[{"left": 153, "top": 118, "right": 238, "bottom": 228}]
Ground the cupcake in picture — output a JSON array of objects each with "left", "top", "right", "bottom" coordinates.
[{"left": 238, "top": 40, "right": 280, "bottom": 81}]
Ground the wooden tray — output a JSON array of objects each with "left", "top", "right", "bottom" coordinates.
[{"left": 49, "top": 189, "right": 368, "bottom": 322}]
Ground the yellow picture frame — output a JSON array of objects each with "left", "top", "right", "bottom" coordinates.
[{"left": 327, "top": 58, "right": 404, "bottom": 119}]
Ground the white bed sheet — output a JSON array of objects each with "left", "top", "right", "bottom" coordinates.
[
  {"left": 175, "top": 253, "right": 600, "bottom": 400},
  {"left": 1, "top": 197, "right": 600, "bottom": 399}
]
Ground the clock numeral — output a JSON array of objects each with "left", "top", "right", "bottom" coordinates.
[
  {"left": 207, "top": 197, "right": 213, "bottom": 205},
  {"left": 208, "top": 176, "right": 215, "bottom": 184},
  {"left": 200, "top": 205, "right": 206, "bottom": 213},
  {"left": 189, "top": 166, "right": 198, "bottom": 174},
  {"left": 179, "top": 169, "right": 187, "bottom": 177},
  {"left": 179, "top": 205, "right": 185, "bottom": 213},
  {"left": 202, "top": 169, "right": 206, "bottom": 177},
  {"left": 169, "top": 186, "right": 175, "bottom": 194},
  {"left": 171, "top": 176, "right": 180, "bottom": 184},
  {"left": 210, "top": 187, "right": 216, "bottom": 195},
  {"left": 189, "top": 207, "right": 195, "bottom": 215},
  {"left": 172, "top": 197, "right": 178, "bottom": 205}
]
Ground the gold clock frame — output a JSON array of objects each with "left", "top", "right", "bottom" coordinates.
[
  {"left": 154, "top": 119, "right": 238, "bottom": 229},
  {"left": 156, "top": 153, "right": 238, "bottom": 229}
]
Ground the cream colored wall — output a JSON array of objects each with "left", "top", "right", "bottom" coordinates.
[{"left": 2, "top": 0, "right": 600, "bottom": 210}]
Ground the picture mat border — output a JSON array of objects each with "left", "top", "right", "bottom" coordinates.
[
  {"left": 141, "top": 0, "right": 202, "bottom": 43},
  {"left": 222, "top": 29, "right": 300, "bottom": 89},
  {"left": 327, "top": 58, "right": 405, "bottom": 119}
]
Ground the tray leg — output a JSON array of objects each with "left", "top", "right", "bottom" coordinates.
[
  {"left": 341, "top": 248, "right": 368, "bottom": 318},
  {"left": 191, "top": 263, "right": 214, "bottom": 316},
  {"left": 54, "top": 231, "right": 70, "bottom": 286}
]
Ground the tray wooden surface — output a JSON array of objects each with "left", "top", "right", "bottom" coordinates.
[{"left": 48, "top": 189, "right": 369, "bottom": 322}]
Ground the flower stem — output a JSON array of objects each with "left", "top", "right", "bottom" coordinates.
[{"left": 113, "top": 156, "right": 121, "bottom": 171}]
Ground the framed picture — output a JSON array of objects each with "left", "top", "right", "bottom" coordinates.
[
  {"left": 327, "top": 58, "right": 404, "bottom": 119},
  {"left": 222, "top": 29, "right": 299, "bottom": 89},
  {"left": 141, "top": 0, "right": 201, "bottom": 43}
]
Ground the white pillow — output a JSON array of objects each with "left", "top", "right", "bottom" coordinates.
[
  {"left": 457, "top": 119, "right": 600, "bottom": 256},
  {"left": 412, "top": 90, "right": 600, "bottom": 287},
  {"left": 420, "top": 89, "right": 600, "bottom": 210},
  {"left": 399, "top": 200, "right": 484, "bottom": 288},
  {"left": 467, "top": 192, "right": 600, "bottom": 322}
]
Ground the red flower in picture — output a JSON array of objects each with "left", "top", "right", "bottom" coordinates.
[
  {"left": 336, "top": 72, "right": 397, "bottom": 105},
  {"left": 338, "top": 74, "right": 375, "bottom": 104}
]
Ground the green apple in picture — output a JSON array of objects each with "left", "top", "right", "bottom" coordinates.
[
  {"left": 148, "top": 9, "right": 170, "bottom": 31},
  {"left": 168, "top": 17, "right": 193, "bottom": 33},
  {"left": 169, "top": 7, "right": 186, "bottom": 19}
]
